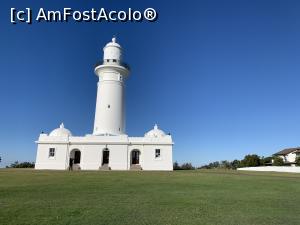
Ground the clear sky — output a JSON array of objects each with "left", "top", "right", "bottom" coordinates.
[{"left": 1, "top": 0, "right": 300, "bottom": 167}]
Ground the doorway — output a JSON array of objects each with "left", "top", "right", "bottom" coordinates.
[
  {"left": 102, "top": 149, "right": 109, "bottom": 165},
  {"left": 131, "top": 150, "right": 140, "bottom": 165},
  {"left": 74, "top": 150, "right": 81, "bottom": 164},
  {"left": 69, "top": 149, "right": 81, "bottom": 170}
]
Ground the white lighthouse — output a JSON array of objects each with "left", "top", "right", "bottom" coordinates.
[
  {"left": 35, "top": 37, "right": 173, "bottom": 171},
  {"left": 93, "top": 37, "right": 130, "bottom": 136}
]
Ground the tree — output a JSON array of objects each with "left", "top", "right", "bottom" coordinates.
[
  {"left": 173, "top": 162, "right": 195, "bottom": 170},
  {"left": 199, "top": 161, "right": 220, "bottom": 169},
  {"left": 273, "top": 156, "right": 284, "bottom": 166},
  {"left": 295, "top": 157, "right": 300, "bottom": 166},
  {"left": 241, "top": 154, "right": 261, "bottom": 167},
  {"left": 7, "top": 161, "right": 35, "bottom": 168},
  {"left": 180, "top": 163, "right": 195, "bottom": 170},
  {"left": 260, "top": 156, "right": 273, "bottom": 166},
  {"left": 231, "top": 160, "right": 241, "bottom": 169},
  {"left": 209, "top": 161, "right": 220, "bottom": 169},
  {"left": 173, "top": 161, "right": 181, "bottom": 170},
  {"left": 220, "top": 160, "right": 231, "bottom": 169}
]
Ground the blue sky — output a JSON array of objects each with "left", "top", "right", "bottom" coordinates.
[{"left": 1, "top": 0, "right": 300, "bottom": 167}]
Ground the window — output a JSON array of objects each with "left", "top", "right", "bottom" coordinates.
[
  {"left": 108, "top": 104, "right": 110, "bottom": 108},
  {"left": 49, "top": 148, "right": 55, "bottom": 157},
  {"left": 113, "top": 59, "right": 117, "bottom": 62},
  {"left": 155, "top": 149, "right": 161, "bottom": 158}
]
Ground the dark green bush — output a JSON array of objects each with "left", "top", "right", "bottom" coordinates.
[
  {"left": 173, "top": 162, "right": 195, "bottom": 170},
  {"left": 241, "top": 154, "right": 261, "bottom": 167},
  {"left": 173, "top": 161, "right": 181, "bottom": 170},
  {"left": 260, "top": 156, "right": 273, "bottom": 166},
  {"left": 295, "top": 157, "right": 300, "bottom": 166},
  {"left": 230, "top": 160, "right": 241, "bottom": 169},
  {"left": 181, "top": 163, "right": 195, "bottom": 170},
  {"left": 272, "top": 157, "right": 284, "bottom": 166},
  {"left": 6, "top": 161, "right": 35, "bottom": 168}
]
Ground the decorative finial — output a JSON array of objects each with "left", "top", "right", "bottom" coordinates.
[
  {"left": 60, "top": 123, "right": 64, "bottom": 128},
  {"left": 154, "top": 124, "right": 158, "bottom": 129},
  {"left": 112, "top": 36, "right": 116, "bottom": 43}
]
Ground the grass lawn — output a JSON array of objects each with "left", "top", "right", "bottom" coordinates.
[{"left": 0, "top": 169, "right": 300, "bottom": 225}]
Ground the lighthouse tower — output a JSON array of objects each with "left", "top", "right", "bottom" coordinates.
[{"left": 93, "top": 37, "right": 130, "bottom": 136}]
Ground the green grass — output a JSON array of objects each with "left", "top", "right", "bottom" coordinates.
[{"left": 0, "top": 169, "right": 300, "bottom": 225}]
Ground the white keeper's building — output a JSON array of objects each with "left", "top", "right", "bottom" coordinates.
[{"left": 35, "top": 37, "right": 173, "bottom": 171}]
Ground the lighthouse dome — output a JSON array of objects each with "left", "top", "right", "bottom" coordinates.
[
  {"left": 144, "top": 124, "right": 166, "bottom": 138},
  {"left": 105, "top": 37, "right": 121, "bottom": 48},
  {"left": 49, "top": 123, "right": 72, "bottom": 137},
  {"left": 103, "top": 37, "right": 122, "bottom": 61}
]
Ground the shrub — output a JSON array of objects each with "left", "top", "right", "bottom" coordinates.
[
  {"left": 180, "top": 163, "right": 195, "bottom": 170},
  {"left": 173, "top": 162, "right": 195, "bottom": 170},
  {"left": 199, "top": 160, "right": 241, "bottom": 170},
  {"left": 230, "top": 160, "right": 241, "bottom": 169},
  {"left": 173, "top": 161, "right": 181, "bottom": 170},
  {"left": 7, "top": 161, "right": 35, "bottom": 168},
  {"left": 220, "top": 160, "right": 231, "bottom": 169},
  {"left": 272, "top": 157, "right": 284, "bottom": 166},
  {"left": 241, "top": 154, "right": 261, "bottom": 167},
  {"left": 260, "top": 156, "right": 273, "bottom": 166},
  {"left": 295, "top": 157, "right": 300, "bottom": 166},
  {"left": 199, "top": 161, "right": 219, "bottom": 169}
]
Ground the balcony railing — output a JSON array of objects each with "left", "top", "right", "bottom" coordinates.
[{"left": 95, "top": 60, "right": 130, "bottom": 70}]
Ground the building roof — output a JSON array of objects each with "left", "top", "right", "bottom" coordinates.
[
  {"left": 274, "top": 147, "right": 300, "bottom": 156},
  {"left": 144, "top": 124, "right": 166, "bottom": 138},
  {"left": 49, "top": 123, "right": 72, "bottom": 137}
]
